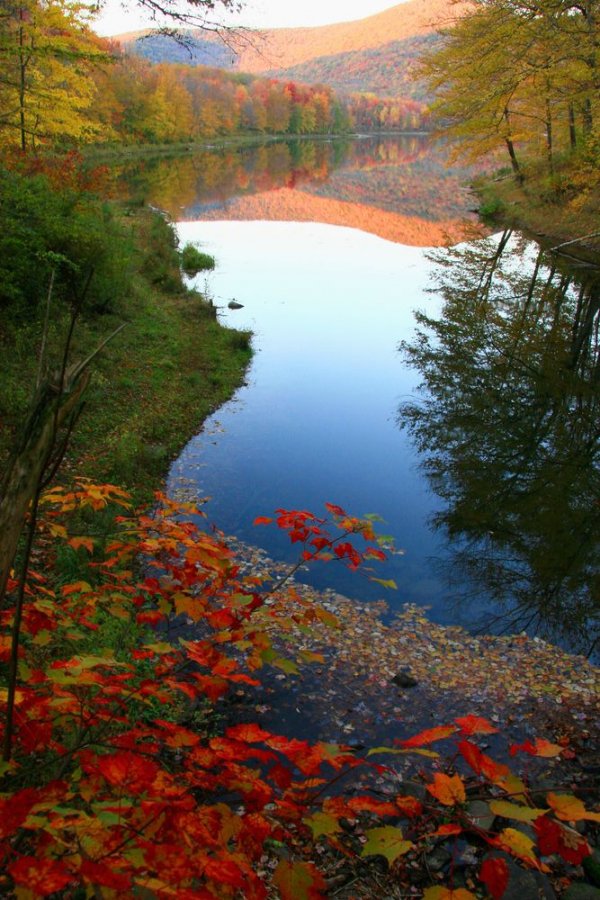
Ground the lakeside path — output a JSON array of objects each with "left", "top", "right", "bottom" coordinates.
[{"left": 223, "top": 538, "right": 600, "bottom": 777}]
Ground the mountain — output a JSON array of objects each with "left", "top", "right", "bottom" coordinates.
[
  {"left": 266, "top": 34, "right": 441, "bottom": 100},
  {"left": 218, "top": 0, "right": 464, "bottom": 73},
  {"left": 115, "top": 0, "right": 467, "bottom": 97}
]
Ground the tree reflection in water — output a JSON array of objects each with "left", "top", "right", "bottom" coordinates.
[{"left": 399, "top": 231, "right": 600, "bottom": 656}]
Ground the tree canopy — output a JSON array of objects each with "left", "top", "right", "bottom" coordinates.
[{"left": 423, "top": 0, "right": 600, "bottom": 183}]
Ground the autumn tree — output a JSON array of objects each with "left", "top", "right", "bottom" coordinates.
[
  {"left": 423, "top": 0, "right": 600, "bottom": 180},
  {"left": 0, "top": 0, "right": 109, "bottom": 150}
]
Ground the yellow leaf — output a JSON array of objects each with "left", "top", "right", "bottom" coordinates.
[
  {"left": 489, "top": 800, "right": 549, "bottom": 822},
  {"left": 547, "top": 793, "right": 600, "bottom": 823},
  {"left": 498, "top": 771, "right": 529, "bottom": 801},
  {"left": 361, "top": 826, "right": 413, "bottom": 865},
  {"left": 303, "top": 812, "right": 342, "bottom": 839},
  {"left": 173, "top": 592, "right": 206, "bottom": 621},
  {"left": 496, "top": 827, "right": 544, "bottom": 867},
  {"left": 368, "top": 747, "right": 440, "bottom": 759},
  {"left": 0, "top": 688, "right": 25, "bottom": 704}
]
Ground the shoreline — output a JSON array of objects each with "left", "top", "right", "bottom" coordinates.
[
  {"left": 211, "top": 535, "right": 600, "bottom": 768},
  {"left": 475, "top": 173, "right": 600, "bottom": 270},
  {"left": 82, "top": 129, "right": 432, "bottom": 162}
]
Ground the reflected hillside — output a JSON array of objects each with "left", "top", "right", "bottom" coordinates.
[
  {"left": 399, "top": 233, "right": 600, "bottom": 654},
  {"left": 112, "top": 136, "right": 480, "bottom": 246},
  {"left": 196, "top": 189, "right": 467, "bottom": 246}
]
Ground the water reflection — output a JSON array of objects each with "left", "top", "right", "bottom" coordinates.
[
  {"left": 109, "top": 135, "right": 479, "bottom": 246},
  {"left": 399, "top": 232, "right": 600, "bottom": 654}
]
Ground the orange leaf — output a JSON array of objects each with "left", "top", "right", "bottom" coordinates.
[
  {"left": 273, "top": 860, "right": 326, "bottom": 900},
  {"left": 427, "top": 773, "right": 466, "bottom": 806},
  {"left": 226, "top": 723, "right": 273, "bottom": 743},
  {"left": 423, "top": 888, "right": 477, "bottom": 899},
  {"left": 510, "top": 739, "right": 562, "bottom": 758},
  {"left": 399, "top": 725, "right": 456, "bottom": 748},
  {"left": 395, "top": 795, "right": 423, "bottom": 818},
  {"left": 455, "top": 715, "right": 498, "bottom": 736},
  {"left": 546, "top": 793, "right": 600, "bottom": 823},
  {"left": 68, "top": 536, "right": 95, "bottom": 554},
  {"left": 61, "top": 580, "right": 92, "bottom": 596},
  {"left": 458, "top": 740, "right": 510, "bottom": 785},
  {"left": 253, "top": 516, "right": 273, "bottom": 526},
  {"left": 432, "top": 823, "right": 462, "bottom": 837},
  {"left": 346, "top": 796, "right": 399, "bottom": 816}
]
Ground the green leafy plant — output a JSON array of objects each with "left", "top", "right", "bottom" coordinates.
[{"left": 181, "top": 243, "right": 216, "bottom": 276}]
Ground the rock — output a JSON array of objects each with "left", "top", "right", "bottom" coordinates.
[
  {"left": 402, "top": 781, "right": 428, "bottom": 803},
  {"left": 426, "top": 844, "right": 452, "bottom": 873},
  {"left": 467, "top": 800, "right": 495, "bottom": 832},
  {"left": 584, "top": 849, "right": 600, "bottom": 887},
  {"left": 391, "top": 671, "right": 418, "bottom": 688},
  {"left": 227, "top": 300, "right": 244, "bottom": 309},
  {"left": 563, "top": 886, "right": 600, "bottom": 900}
]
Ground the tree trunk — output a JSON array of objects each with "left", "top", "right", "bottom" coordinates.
[
  {"left": 545, "top": 98, "right": 554, "bottom": 174},
  {"left": 0, "top": 368, "right": 90, "bottom": 606},
  {"left": 569, "top": 103, "right": 577, "bottom": 149},
  {"left": 503, "top": 108, "right": 523, "bottom": 183}
]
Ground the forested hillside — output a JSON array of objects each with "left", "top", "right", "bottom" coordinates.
[
  {"left": 116, "top": 0, "right": 469, "bottom": 112},
  {"left": 266, "top": 34, "right": 439, "bottom": 101},
  {"left": 119, "top": 0, "right": 466, "bottom": 73}
]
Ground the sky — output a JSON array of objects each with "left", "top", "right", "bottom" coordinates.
[{"left": 93, "top": 0, "right": 404, "bottom": 37}]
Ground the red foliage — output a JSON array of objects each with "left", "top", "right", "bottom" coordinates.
[
  {"left": 0, "top": 483, "right": 596, "bottom": 898},
  {"left": 479, "top": 857, "right": 509, "bottom": 899}
]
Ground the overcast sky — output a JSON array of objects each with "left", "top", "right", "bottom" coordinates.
[{"left": 93, "top": 0, "right": 404, "bottom": 37}]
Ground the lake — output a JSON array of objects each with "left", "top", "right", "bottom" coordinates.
[{"left": 119, "top": 135, "right": 599, "bottom": 654}]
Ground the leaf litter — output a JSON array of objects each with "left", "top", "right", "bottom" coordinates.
[
  {"left": 218, "top": 538, "right": 599, "bottom": 898},
  {"left": 223, "top": 536, "right": 599, "bottom": 770}
]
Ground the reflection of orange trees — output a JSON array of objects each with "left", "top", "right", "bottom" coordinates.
[
  {"left": 109, "top": 140, "right": 344, "bottom": 216},
  {"left": 192, "top": 188, "right": 473, "bottom": 247},
  {"left": 108, "top": 137, "right": 475, "bottom": 230},
  {"left": 145, "top": 158, "right": 199, "bottom": 213}
]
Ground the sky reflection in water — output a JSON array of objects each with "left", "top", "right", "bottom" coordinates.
[{"left": 170, "top": 218, "right": 473, "bottom": 624}]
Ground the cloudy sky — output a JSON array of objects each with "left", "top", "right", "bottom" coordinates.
[{"left": 93, "top": 0, "right": 403, "bottom": 36}]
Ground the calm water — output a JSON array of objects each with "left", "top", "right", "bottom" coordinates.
[
  {"left": 124, "top": 134, "right": 598, "bottom": 651},
  {"left": 171, "top": 219, "right": 453, "bottom": 615}
]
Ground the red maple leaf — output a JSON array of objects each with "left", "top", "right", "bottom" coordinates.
[
  {"left": 9, "top": 857, "right": 73, "bottom": 897},
  {"left": 479, "top": 857, "right": 509, "bottom": 899}
]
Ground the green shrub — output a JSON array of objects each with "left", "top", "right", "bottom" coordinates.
[
  {"left": 140, "top": 212, "right": 183, "bottom": 294},
  {"left": 0, "top": 167, "right": 134, "bottom": 314},
  {"left": 181, "top": 243, "right": 215, "bottom": 277}
]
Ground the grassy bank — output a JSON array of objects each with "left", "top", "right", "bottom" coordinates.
[
  {"left": 475, "top": 161, "right": 600, "bottom": 266},
  {"left": 0, "top": 202, "right": 251, "bottom": 505}
]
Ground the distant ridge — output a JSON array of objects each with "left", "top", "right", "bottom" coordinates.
[
  {"left": 114, "top": 0, "right": 468, "bottom": 88},
  {"left": 219, "top": 0, "right": 466, "bottom": 73}
]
